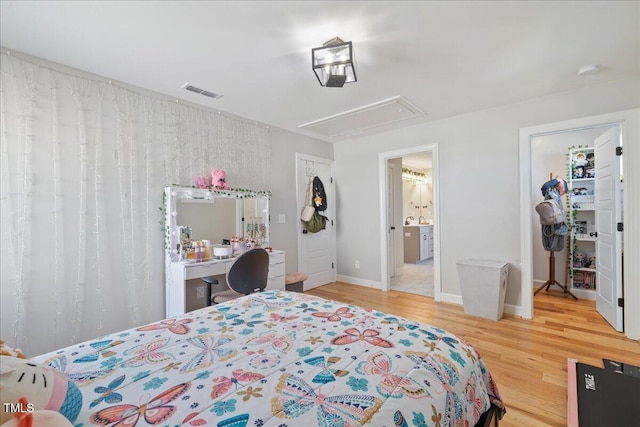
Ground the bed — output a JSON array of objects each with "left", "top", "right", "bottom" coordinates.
[{"left": 33, "top": 290, "right": 505, "bottom": 426}]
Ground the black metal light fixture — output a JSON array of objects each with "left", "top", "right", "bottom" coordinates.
[{"left": 312, "top": 37, "right": 357, "bottom": 87}]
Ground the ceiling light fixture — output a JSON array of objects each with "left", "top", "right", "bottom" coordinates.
[{"left": 312, "top": 37, "right": 357, "bottom": 88}]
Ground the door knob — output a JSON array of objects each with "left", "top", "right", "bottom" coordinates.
[
  {"left": 390, "top": 226, "right": 396, "bottom": 230},
  {"left": 589, "top": 231, "right": 598, "bottom": 237},
  {"left": 302, "top": 229, "right": 308, "bottom": 234}
]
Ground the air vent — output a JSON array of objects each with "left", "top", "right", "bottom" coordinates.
[
  {"left": 182, "top": 83, "right": 223, "bottom": 99},
  {"left": 299, "top": 96, "right": 424, "bottom": 138}
]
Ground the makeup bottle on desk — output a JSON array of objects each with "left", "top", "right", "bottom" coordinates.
[{"left": 195, "top": 242, "right": 202, "bottom": 261}]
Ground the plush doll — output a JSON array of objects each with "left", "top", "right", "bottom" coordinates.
[
  {"left": 0, "top": 357, "right": 82, "bottom": 426},
  {"left": 573, "top": 252, "right": 586, "bottom": 268},
  {"left": 195, "top": 175, "right": 212, "bottom": 189},
  {"left": 211, "top": 169, "right": 230, "bottom": 190}
]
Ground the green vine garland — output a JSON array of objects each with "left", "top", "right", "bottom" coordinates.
[
  {"left": 565, "top": 145, "right": 592, "bottom": 279},
  {"left": 169, "top": 184, "right": 272, "bottom": 199}
]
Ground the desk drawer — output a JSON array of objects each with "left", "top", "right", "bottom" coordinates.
[
  {"left": 185, "top": 263, "right": 226, "bottom": 280},
  {"left": 268, "top": 261, "right": 285, "bottom": 279},
  {"left": 267, "top": 274, "right": 285, "bottom": 291},
  {"left": 269, "top": 252, "right": 285, "bottom": 265}
]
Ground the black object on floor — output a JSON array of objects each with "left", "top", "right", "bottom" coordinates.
[
  {"left": 603, "top": 358, "right": 640, "bottom": 378},
  {"left": 576, "top": 362, "right": 640, "bottom": 427}
]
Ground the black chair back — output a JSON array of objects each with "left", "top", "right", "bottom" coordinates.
[{"left": 226, "top": 248, "right": 269, "bottom": 294}]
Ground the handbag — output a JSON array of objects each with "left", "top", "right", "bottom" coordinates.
[
  {"left": 303, "top": 211, "right": 328, "bottom": 233},
  {"left": 535, "top": 198, "right": 565, "bottom": 225},
  {"left": 300, "top": 180, "right": 315, "bottom": 222}
]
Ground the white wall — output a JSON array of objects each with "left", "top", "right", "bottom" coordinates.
[{"left": 334, "top": 77, "right": 640, "bottom": 309}]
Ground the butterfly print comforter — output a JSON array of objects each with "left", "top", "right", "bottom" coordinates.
[{"left": 34, "top": 290, "right": 505, "bottom": 426}]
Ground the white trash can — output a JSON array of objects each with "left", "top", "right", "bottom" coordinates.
[{"left": 456, "top": 259, "right": 509, "bottom": 321}]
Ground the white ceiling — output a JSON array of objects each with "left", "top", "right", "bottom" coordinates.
[
  {"left": 1, "top": 1, "right": 638, "bottom": 143},
  {"left": 403, "top": 152, "right": 432, "bottom": 171}
]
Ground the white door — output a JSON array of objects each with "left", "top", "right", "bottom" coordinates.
[
  {"left": 387, "top": 164, "right": 397, "bottom": 279},
  {"left": 296, "top": 154, "right": 336, "bottom": 290},
  {"left": 594, "top": 127, "right": 623, "bottom": 331}
]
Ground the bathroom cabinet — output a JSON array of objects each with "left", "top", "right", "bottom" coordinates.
[{"left": 403, "top": 225, "right": 433, "bottom": 263}]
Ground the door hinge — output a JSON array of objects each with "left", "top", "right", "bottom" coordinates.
[
  {"left": 331, "top": 177, "right": 333, "bottom": 183},
  {"left": 331, "top": 220, "right": 334, "bottom": 226},
  {"left": 616, "top": 146, "right": 623, "bottom": 156},
  {"left": 332, "top": 262, "right": 334, "bottom": 269},
  {"left": 617, "top": 222, "right": 623, "bottom": 232},
  {"left": 618, "top": 298, "right": 624, "bottom": 308}
]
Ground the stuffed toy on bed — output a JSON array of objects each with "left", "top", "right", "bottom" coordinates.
[
  {"left": 211, "top": 168, "right": 230, "bottom": 190},
  {"left": 0, "top": 356, "right": 80, "bottom": 427}
]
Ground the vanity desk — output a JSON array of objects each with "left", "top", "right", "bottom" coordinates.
[
  {"left": 166, "top": 250, "right": 285, "bottom": 317},
  {"left": 164, "top": 186, "right": 278, "bottom": 317}
]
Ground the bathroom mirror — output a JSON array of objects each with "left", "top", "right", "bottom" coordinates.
[
  {"left": 164, "top": 186, "right": 270, "bottom": 257},
  {"left": 402, "top": 178, "right": 433, "bottom": 224}
]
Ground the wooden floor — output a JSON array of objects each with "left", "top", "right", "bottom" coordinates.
[{"left": 307, "top": 282, "right": 640, "bottom": 427}]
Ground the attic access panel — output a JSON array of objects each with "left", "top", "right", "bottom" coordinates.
[{"left": 299, "top": 96, "right": 424, "bottom": 138}]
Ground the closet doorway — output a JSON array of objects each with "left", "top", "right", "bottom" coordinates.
[
  {"left": 519, "top": 110, "right": 638, "bottom": 337},
  {"left": 378, "top": 145, "right": 441, "bottom": 300},
  {"left": 529, "top": 125, "right": 623, "bottom": 330}
]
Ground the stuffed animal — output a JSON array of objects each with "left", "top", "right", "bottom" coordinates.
[
  {"left": 195, "top": 175, "right": 212, "bottom": 189},
  {"left": 0, "top": 357, "right": 82, "bottom": 425},
  {"left": 573, "top": 252, "right": 586, "bottom": 268},
  {"left": 211, "top": 169, "right": 230, "bottom": 190}
]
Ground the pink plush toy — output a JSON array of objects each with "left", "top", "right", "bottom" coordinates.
[
  {"left": 211, "top": 169, "right": 230, "bottom": 190},
  {"left": 195, "top": 175, "right": 212, "bottom": 189}
]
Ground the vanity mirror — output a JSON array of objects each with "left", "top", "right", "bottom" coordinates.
[
  {"left": 164, "top": 186, "right": 284, "bottom": 317},
  {"left": 164, "top": 186, "right": 270, "bottom": 259}
]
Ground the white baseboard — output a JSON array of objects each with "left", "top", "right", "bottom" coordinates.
[
  {"left": 336, "top": 275, "right": 382, "bottom": 289},
  {"left": 504, "top": 303, "right": 522, "bottom": 317},
  {"left": 439, "top": 292, "right": 462, "bottom": 305},
  {"left": 439, "top": 292, "right": 522, "bottom": 318}
]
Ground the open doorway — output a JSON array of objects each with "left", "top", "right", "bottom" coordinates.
[
  {"left": 530, "top": 126, "right": 619, "bottom": 298},
  {"left": 378, "top": 144, "right": 441, "bottom": 301},
  {"left": 390, "top": 153, "right": 434, "bottom": 296},
  {"left": 529, "top": 124, "right": 624, "bottom": 332},
  {"left": 519, "top": 111, "right": 636, "bottom": 336}
]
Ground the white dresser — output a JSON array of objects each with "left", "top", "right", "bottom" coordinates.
[{"left": 165, "top": 250, "right": 285, "bottom": 317}]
